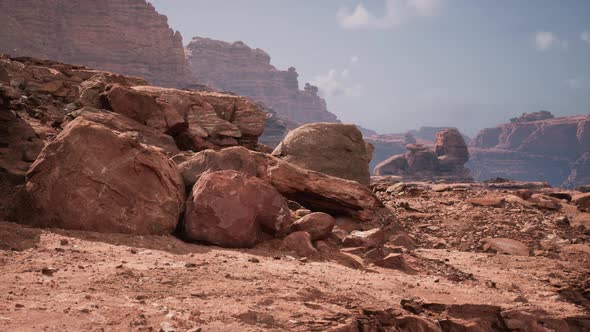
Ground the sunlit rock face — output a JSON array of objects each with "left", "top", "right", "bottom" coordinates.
[
  {"left": 185, "top": 37, "right": 339, "bottom": 124},
  {"left": 0, "top": 0, "right": 190, "bottom": 87}
]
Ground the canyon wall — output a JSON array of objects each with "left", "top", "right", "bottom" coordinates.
[
  {"left": 185, "top": 37, "right": 338, "bottom": 124},
  {"left": 468, "top": 112, "right": 590, "bottom": 187},
  {"left": 0, "top": 0, "right": 190, "bottom": 87}
]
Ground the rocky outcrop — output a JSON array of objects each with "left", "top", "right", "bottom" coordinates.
[
  {"left": 0, "top": 55, "right": 268, "bottom": 222},
  {"left": 272, "top": 123, "right": 372, "bottom": 186},
  {"left": 185, "top": 37, "right": 338, "bottom": 124},
  {"left": 183, "top": 170, "right": 291, "bottom": 248},
  {"left": 0, "top": 0, "right": 190, "bottom": 87},
  {"left": 18, "top": 116, "right": 186, "bottom": 235},
  {"left": 103, "top": 85, "right": 266, "bottom": 151},
  {"left": 374, "top": 129, "right": 472, "bottom": 182},
  {"left": 469, "top": 112, "right": 590, "bottom": 187}
]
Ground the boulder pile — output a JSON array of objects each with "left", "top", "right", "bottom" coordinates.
[{"left": 1, "top": 55, "right": 388, "bottom": 250}]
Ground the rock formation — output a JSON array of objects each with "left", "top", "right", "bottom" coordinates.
[
  {"left": 20, "top": 116, "right": 186, "bottom": 235},
  {"left": 0, "top": 55, "right": 269, "bottom": 223},
  {"left": 374, "top": 129, "right": 472, "bottom": 182},
  {"left": 0, "top": 0, "right": 190, "bottom": 87},
  {"left": 272, "top": 123, "right": 372, "bottom": 186},
  {"left": 185, "top": 37, "right": 338, "bottom": 124},
  {"left": 469, "top": 112, "right": 590, "bottom": 187}
]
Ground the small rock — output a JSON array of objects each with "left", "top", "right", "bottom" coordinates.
[
  {"left": 342, "top": 228, "right": 385, "bottom": 248},
  {"left": 467, "top": 197, "right": 504, "bottom": 208},
  {"left": 482, "top": 238, "right": 530, "bottom": 256},
  {"left": 388, "top": 233, "right": 416, "bottom": 249},
  {"left": 248, "top": 257, "right": 260, "bottom": 263},
  {"left": 41, "top": 267, "right": 57, "bottom": 276},
  {"left": 290, "top": 212, "right": 336, "bottom": 241}
]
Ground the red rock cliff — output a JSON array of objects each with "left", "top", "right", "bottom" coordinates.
[
  {"left": 0, "top": 0, "right": 190, "bottom": 87},
  {"left": 468, "top": 112, "right": 590, "bottom": 187},
  {"left": 185, "top": 37, "right": 338, "bottom": 124}
]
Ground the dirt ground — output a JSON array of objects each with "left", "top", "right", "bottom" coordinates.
[{"left": 1, "top": 182, "right": 589, "bottom": 331}]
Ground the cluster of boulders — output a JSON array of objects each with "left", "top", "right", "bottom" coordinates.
[
  {"left": 1, "top": 55, "right": 391, "bottom": 252},
  {"left": 374, "top": 129, "right": 472, "bottom": 182}
]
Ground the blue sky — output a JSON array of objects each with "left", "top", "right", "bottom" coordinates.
[{"left": 150, "top": 0, "right": 590, "bottom": 135}]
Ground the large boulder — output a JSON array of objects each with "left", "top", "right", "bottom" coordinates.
[
  {"left": 290, "top": 212, "right": 336, "bottom": 241},
  {"left": 184, "top": 170, "right": 291, "bottom": 248},
  {"left": 272, "top": 123, "right": 372, "bottom": 186},
  {"left": 435, "top": 128, "right": 469, "bottom": 168},
  {"left": 177, "top": 146, "right": 257, "bottom": 189},
  {"left": 251, "top": 152, "right": 383, "bottom": 221},
  {"left": 19, "top": 117, "right": 185, "bottom": 235}
]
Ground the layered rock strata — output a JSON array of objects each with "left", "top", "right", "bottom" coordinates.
[
  {"left": 185, "top": 37, "right": 338, "bottom": 124},
  {"left": 0, "top": 0, "right": 190, "bottom": 87}
]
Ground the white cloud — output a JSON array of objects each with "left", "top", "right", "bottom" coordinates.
[
  {"left": 312, "top": 69, "right": 363, "bottom": 98},
  {"left": 535, "top": 31, "right": 557, "bottom": 51},
  {"left": 581, "top": 31, "right": 590, "bottom": 45},
  {"left": 337, "top": 0, "right": 444, "bottom": 30},
  {"left": 350, "top": 55, "right": 359, "bottom": 63},
  {"left": 566, "top": 77, "right": 586, "bottom": 90}
]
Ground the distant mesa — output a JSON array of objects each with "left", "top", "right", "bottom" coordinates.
[
  {"left": 185, "top": 37, "right": 339, "bottom": 125},
  {"left": 468, "top": 111, "right": 590, "bottom": 187}
]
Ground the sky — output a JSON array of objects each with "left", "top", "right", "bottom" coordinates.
[{"left": 150, "top": 0, "right": 590, "bottom": 136}]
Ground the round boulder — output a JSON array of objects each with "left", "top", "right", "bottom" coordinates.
[
  {"left": 290, "top": 212, "right": 336, "bottom": 241},
  {"left": 21, "top": 117, "right": 185, "bottom": 235},
  {"left": 272, "top": 123, "right": 372, "bottom": 186},
  {"left": 184, "top": 170, "right": 291, "bottom": 248}
]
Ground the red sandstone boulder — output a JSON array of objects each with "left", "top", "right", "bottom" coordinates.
[
  {"left": 573, "top": 193, "right": 590, "bottom": 211},
  {"left": 177, "top": 146, "right": 257, "bottom": 189},
  {"left": 342, "top": 228, "right": 386, "bottom": 248},
  {"left": 272, "top": 123, "right": 372, "bottom": 186},
  {"left": 290, "top": 212, "right": 336, "bottom": 241},
  {"left": 283, "top": 231, "right": 318, "bottom": 257},
  {"left": 183, "top": 170, "right": 291, "bottom": 248},
  {"left": 250, "top": 152, "right": 383, "bottom": 221},
  {"left": 374, "top": 154, "right": 408, "bottom": 176},
  {"left": 20, "top": 117, "right": 185, "bottom": 235}
]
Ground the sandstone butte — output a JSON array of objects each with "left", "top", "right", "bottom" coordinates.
[{"left": 185, "top": 37, "right": 339, "bottom": 125}]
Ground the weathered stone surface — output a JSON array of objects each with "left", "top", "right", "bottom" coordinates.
[
  {"left": 104, "top": 85, "right": 266, "bottom": 150},
  {"left": 342, "top": 229, "right": 386, "bottom": 248},
  {"left": 272, "top": 123, "right": 372, "bottom": 185},
  {"left": 67, "top": 109, "right": 179, "bottom": 155},
  {"left": 185, "top": 37, "right": 338, "bottom": 124},
  {"left": 251, "top": 152, "right": 383, "bottom": 221},
  {"left": 482, "top": 238, "right": 530, "bottom": 256},
  {"left": 467, "top": 197, "right": 505, "bottom": 208},
  {"left": 435, "top": 128, "right": 469, "bottom": 169},
  {"left": 290, "top": 212, "right": 336, "bottom": 241},
  {"left": 469, "top": 113, "right": 590, "bottom": 187},
  {"left": 0, "top": 0, "right": 190, "bottom": 87},
  {"left": 177, "top": 146, "right": 257, "bottom": 189},
  {"left": 283, "top": 231, "right": 318, "bottom": 257},
  {"left": 571, "top": 214, "right": 590, "bottom": 231},
  {"left": 183, "top": 170, "right": 291, "bottom": 248},
  {"left": 573, "top": 193, "right": 590, "bottom": 211},
  {"left": 20, "top": 117, "right": 185, "bottom": 234},
  {"left": 373, "top": 253, "right": 416, "bottom": 273}
]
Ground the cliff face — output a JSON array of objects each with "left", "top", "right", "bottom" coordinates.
[
  {"left": 0, "top": 0, "right": 190, "bottom": 87},
  {"left": 185, "top": 37, "right": 338, "bottom": 124},
  {"left": 468, "top": 112, "right": 590, "bottom": 187}
]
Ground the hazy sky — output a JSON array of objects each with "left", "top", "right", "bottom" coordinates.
[{"left": 151, "top": 0, "right": 590, "bottom": 135}]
